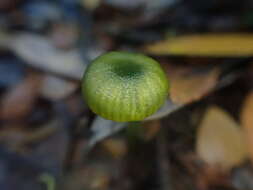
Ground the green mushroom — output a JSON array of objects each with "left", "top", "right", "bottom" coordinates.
[{"left": 82, "top": 51, "right": 169, "bottom": 122}]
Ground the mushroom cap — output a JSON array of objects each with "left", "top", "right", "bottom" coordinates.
[{"left": 82, "top": 51, "right": 169, "bottom": 122}]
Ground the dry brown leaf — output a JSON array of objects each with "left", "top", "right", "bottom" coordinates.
[
  {"left": 241, "top": 91, "right": 253, "bottom": 164},
  {"left": 145, "top": 34, "right": 253, "bottom": 57},
  {"left": 166, "top": 65, "right": 220, "bottom": 104},
  {"left": 196, "top": 106, "right": 247, "bottom": 170},
  {"left": 0, "top": 73, "right": 42, "bottom": 120}
]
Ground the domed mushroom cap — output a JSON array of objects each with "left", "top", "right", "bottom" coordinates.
[{"left": 82, "top": 51, "right": 169, "bottom": 122}]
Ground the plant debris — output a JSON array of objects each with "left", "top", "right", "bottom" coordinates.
[{"left": 0, "top": 0, "right": 253, "bottom": 190}]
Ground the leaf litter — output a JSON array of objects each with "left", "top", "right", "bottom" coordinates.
[{"left": 0, "top": 1, "right": 253, "bottom": 190}]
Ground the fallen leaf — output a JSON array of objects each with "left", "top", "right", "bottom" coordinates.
[
  {"left": 241, "top": 91, "right": 253, "bottom": 164},
  {"left": 145, "top": 34, "right": 253, "bottom": 57},
  {"left": 11, "top": 33, "right": 86, "bottom": 79},
  {"left": 166, "top": 65, "right": 220, "bottom": 104},
  {"left": 0, "top": 72, "right": 42, "bottom": 120},
  {"left": 40, "top": 75, "right": 78, "bottom": 100},
  {"left": 196, "top": 106, "right": 247, "bottom": 170}
]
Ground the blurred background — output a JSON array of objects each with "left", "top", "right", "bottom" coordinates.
[{"left": 1, "top": 0, "right": 253, "bottom": 190}]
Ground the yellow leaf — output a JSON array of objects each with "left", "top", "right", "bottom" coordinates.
[
  {"left": 241, "top": 91, "right": 253, "bottom": 164},
  {"left": 196, "top": 106, "right": 248, "bottom": 170},
  {"left": 145, "top": 34, "right": 253, "bottom": 57}
]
